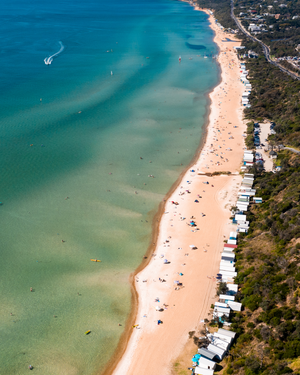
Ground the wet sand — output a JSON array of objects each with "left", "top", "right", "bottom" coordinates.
[{"left": 109, "top": 9, "right": 245, "bottom": 375}]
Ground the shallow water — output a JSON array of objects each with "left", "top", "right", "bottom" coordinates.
[{"left": 0, "top": 0, "right": 219, "bottom": 373}]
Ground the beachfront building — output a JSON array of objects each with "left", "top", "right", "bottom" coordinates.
[
  {"left": 198, "top": 356, "right": 217, "bottom": 370},
  {"left": 194, "top": 368, "right": 214, "bottom": 375},
  {"left": 207, "top": 344, "right": 226, "bottom": 360},
  {"left": 197, "top": 348, "right": 219, "bottom": 362}
]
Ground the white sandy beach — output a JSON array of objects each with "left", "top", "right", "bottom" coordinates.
[{"left": 112, "top": 9, "right": 245, "bottom": 375}]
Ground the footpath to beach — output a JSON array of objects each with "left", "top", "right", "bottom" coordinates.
[{"left": 111, "top": 9, "right": 245, "bottom": 375}]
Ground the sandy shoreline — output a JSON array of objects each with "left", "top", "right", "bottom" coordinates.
[{"left": 104, "top": 7, "right": 245, "bottom": 375}]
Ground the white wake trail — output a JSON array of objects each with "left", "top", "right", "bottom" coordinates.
[{"left": 44, "top": 41, "right": 64, "bottom": 65}]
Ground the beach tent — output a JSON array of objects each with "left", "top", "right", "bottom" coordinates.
[
  {"left": 198, "top": 356, "right": 216, "bottom": 370},
  {"left": 192, "top": 353, "right": 201, "bottom": 364},
  {"left": 207, "top": 344, "right": 226, "bottom": 360},
  {"left": 197, "top": 348, "right": 219, "bottom": 361},
  {"left": 194, "top": 367, "right": 214, "bottom": 375},
  {"left": 218, "top": 328, "right": 236, "bottom": 339},
  {"left": 228, "top": 301, "right": 242, "bottom": 312}
]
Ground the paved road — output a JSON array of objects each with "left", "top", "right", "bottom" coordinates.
[
  {"left": 230, "top": 0, "right": 300, "bottom": 81},
  {"left": 283, "top": 147, "right": 300, "bottom": 154}
]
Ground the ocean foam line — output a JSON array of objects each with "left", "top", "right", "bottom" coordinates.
[{"left": 44, "top": 41, "right": 64, "bottom": 65}]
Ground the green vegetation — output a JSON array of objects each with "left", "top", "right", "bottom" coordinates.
[
  {"left": 196, "top": 0, "right": 236, "bottom": 29},
  {"left": 221, "top": 155, "right": 300, "bottom": 374},
  {"left": 242, "top": 55, "right": 300, "bottom": 148}
]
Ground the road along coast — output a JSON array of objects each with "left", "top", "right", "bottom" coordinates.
[{"left": 109, "top": 9, "right": 246, "bottom": 375}]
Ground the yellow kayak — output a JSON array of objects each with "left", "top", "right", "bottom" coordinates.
[
  {"left": 85, "top": 330, "right": 91, "bottom": 335},
  {"left": 90, "top": 259, "right": 101, "bottom": 262}
]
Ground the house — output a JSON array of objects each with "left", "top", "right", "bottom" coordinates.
[
  {"left": 213, "top": 331, "right": 233, "bottom": 344},
  {"left": 275, "top": 14, "right": 281, "bottom": 19},
  {"left": 227, "top": 239, "right": 237, "bottom": 245},
  {"left": 219, "top": 264, "right": 236, "bottom": 273},
  {"left": 198, "top": 356, "right": 217, "bottom": 370},
  {"left": 248, "top": 50, "right": 258, "bottom": 58},
  {"left": 221, "top": 252, "right": 235, "bottom": 261},
  {"left": 213, "top": 307, "right": 231, "bottom": 318},
  {"left": 248, "top": 24, "right": 261, "bottom": 32},
  {"left": 217, "top": 328, "right": 236, "bottom": 339},
  {"left": 228, "top": 301, "right": 242, "bottom": 312},
  {"left": 207, "top": 344, "right": 226, "bottom": 360},
  {"left": 229, "top": 231, "right": 237, "bottom": 239},
  {"left": 208, "top": 335, "right": 230, "bottom": 350},
  {"left": 226, "top": 284, "right": 238, "bottom": 294},
  {"left": 194, "top": 367, "right": 214, "bottom": 375},
  {"left": 269, "top": 150, "right": 277, "bottom": 159},
  {"left": 218, "top": 270, "right": 237, "bottom": 279},
  {"left": 234, "top": 214, "right": 247, "bottom": 223},
  {"left": 219, "top": 294, "right": 235, "bottom": 302},
  {"left": 197, "top": 348, "right": 219, "bottom": 362}
]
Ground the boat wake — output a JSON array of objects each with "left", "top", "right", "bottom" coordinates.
[{"left": 44, "top": 41, "right": 64, "bottom": 65}]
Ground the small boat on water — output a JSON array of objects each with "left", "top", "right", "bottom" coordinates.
[
  {"left": 85, "top": 330, "right": 91, "bottom": 335},
  {"left": 90, "top": 259, "right": 101, "bottom": 262},
  {"left": 179, "top": 56, "right": 181, "bottom": 62},
  {"left": 111, "top": 71, "right": 113, "bottom": 75}
]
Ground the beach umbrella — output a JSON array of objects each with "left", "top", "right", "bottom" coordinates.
[
  {"left": 217, "top": 273, "right": 222, "bottom": 277},
  {"left": 174, "top": 280, "right": 180, "bottom": 284},
  {"left": 164, "top": 259, "right": 169, "bottom": 264},
  {"left": 189, "top": 245, "right": 196, "bottom": 248}
]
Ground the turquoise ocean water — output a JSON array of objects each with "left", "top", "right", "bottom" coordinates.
[{"left": 0, "top": 0, "right": 219, "bottom": 373}]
